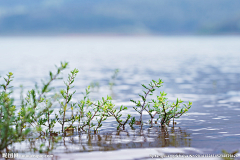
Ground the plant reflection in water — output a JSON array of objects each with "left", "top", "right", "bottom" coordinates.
[
  {"left": 13, "top": 126, "right": 191, "bottom": 154},
  {"left": 56, "top": 127, "right": 189, "bottom": 153}
]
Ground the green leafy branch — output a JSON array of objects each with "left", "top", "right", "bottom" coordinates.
[
  {"left": 78, "top": 95, "right": 111, "bottom": 133},
  {"left": 106, "top": 104, "right": 131, "bottom": 130},
  {"left": 0, "top": 72, "right": 33, "bottom": 150},
  {"left": 130, "top": 79, "right": 163, "bottom": 125},
  {"left": 131, "top": 79, "right": 192, "bottom": 127},
  {"left": 56, "top": 68, "right": 79, "bottom": 133}
]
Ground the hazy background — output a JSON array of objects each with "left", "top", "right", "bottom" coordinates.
[
  {"left": 1, "top": 0, "right": 240, "bottom": 157},
  {"left": 1, "top": 0, "right": 240, "bottom": 35}
]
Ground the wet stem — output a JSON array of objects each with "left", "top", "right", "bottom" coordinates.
[
  {"left": 1, "top": 62, "right": 194, "bottom": 153},
  {"left": 160, "top": 103, "right": 167, "bottom": 126},
  {"left": 37, "top": 73, "right": 58, "bottom": 102},
  {"left": 3, "top": 103, "right": 10, "bottom": 150},
  {"left": 109, "top": 111, "right": 130, "bottom": 130},
  {"left": 95, "top": 115, "right": 105, "bottom": 131},
  {"left": 47, "top": 111, "right": 50, "bottom": 133},
  {"left": 88, "top": 100, "right": 107, "bottom": 132},
  {"left": 0, "top": 74, "right": 11, "bottom": 123},
  {"left": 62, "top": 74, "right": 75, "bottom": 133},
  {"left": 140, "top": 86, "right": 156, "bottom": 124},
  {"left": 144, "top": 108, "right": 158, "bottom": 125},
  {"left": 31, "top": 66, "right": 66, "bottom": 128}
]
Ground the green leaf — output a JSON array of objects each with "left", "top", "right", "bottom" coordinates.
[
  {"left": 139, "top": 95, "right": 146, "bottom": 102},
  {"left": 49, "top": 71, "right": 53, "bottom": 79},
  {"left": 130, "top": 99, "right": 137, "bottom": 104},
  {"left": 141, "top": 84, "right": 148, "bottom": 89}
]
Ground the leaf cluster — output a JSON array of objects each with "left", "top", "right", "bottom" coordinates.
[
  {"left": 0, "top": 62, "right": 68, "bottom": 151},
  {"left": 0, "top": 62, "right": 193, "bottom": 153},
  {"left": 131, "top": 79, "right": 192, "bottom": 127}
]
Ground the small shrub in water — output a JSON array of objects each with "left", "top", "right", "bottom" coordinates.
[
  {"left": 0, "top": 62, "right": 192, "bottom": 153},
  {"left": 55, "top": 68, "right": 79, "bottom": 133},
  {"left": 131, "top": 79, "right": 192, "bottom": 126}
]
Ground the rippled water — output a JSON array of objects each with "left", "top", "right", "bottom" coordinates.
[{"left": 0, "top": 36, "right": 240, "bottom": 159}]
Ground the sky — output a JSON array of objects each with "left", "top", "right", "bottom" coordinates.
[{"left": 0, "top": 0, "right": 240, "bottom": 35}]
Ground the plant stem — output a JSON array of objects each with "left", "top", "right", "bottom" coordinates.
[
  {"left": 38, "top": 72, "right": 59, "bottom": 102},
  {"left": 161, "top": 103, "right": 167, "bottom": 126},
  {"left": 48, "top": 111, "right": 50, "bottom": 133},
  {"left": 140, "top": 87, "right": 154, "bottom": 124},
  {"left": 62, "top": 73, "right": 75, "bottom": 133}
]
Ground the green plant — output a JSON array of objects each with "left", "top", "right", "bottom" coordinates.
[
  {"left": 76, "top": 86, "right": 91, "bottom": 132},
  {"left": 131, "top": 79, "right": 162, "bottom": 125},
  {"left": 151, "top": 91, "right": 191, "bottom": 126},
  {"left": 26, "top": 62, "right": 68, "bottom": 133},
  {"left": 109, "top": 69, "right": 119, "bottom": 90},
  {"left": 77, "top": 94, "right": 111, "bottom": 133},
  {"left": 0, "top": 62, "right": 193, "bottom": 153},
  {"left": 56, "top": 68, "right": 79, "bottom": 133},
  {"left": 0, "top": 72, "right": 32, "bottom": 151},
  {"left": 76, "top": 91, "right": 132, "bottom": 132},
  {"left": 131, "top": 79, "right": 192, "bottom": 126},
  {"left": 37, "top": 99, "right": 56, "bottom": 134},
  {"left": 129, "top": 117, "right": 136, "bottom": 128},
  {"left": 90, "top": 81, "right": 100, "bottom": 92},
  {"left": 27, "top": 134, "right": 61, "bottom": 154},
  {"left": 0, "top": 62, "right": 68, "bottom": 151},
  {"left": 105, "top": 103, "right": 131, "bottom": 130}
]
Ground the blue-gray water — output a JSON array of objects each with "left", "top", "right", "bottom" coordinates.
[{"left": 0, "top": 36, "right": 240, "bottom": 159}]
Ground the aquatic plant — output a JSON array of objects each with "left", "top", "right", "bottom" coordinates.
[
  {"left": 105, "top": 102, "right": 131, "bottom": 130},
  {"left": 130, "top": 79, "right": 162, "bottom": 125},
  {"left": 131, "top": 79, "right": 192, "bottom": 126},
  {"left": 0, "top": 62, "right": 192, "bottom": 153},
  {"left": 89, "top": 81, "right": 100, "bottom": 92},
  {"left": 109, "top": 69, "right": 119, "bottom": 90},
  {"left": 36, "top": 99, "right": 56, "bottom": 134},
  {"left": 27, "top": 62, "right": 68, "bottom": 134},
  {"left": 77, "top": 95, "right": 110, "bottom": 133},
  {"left": 0, "top": 72, "right": 31, "bottom": 151},
  {"left": 0, "top": 62, "right": 68, "bottom": 151},
  {"left": 55, "top": 68, "right": 79, "bottom": 133}
]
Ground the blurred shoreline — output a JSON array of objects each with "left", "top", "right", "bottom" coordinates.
[{"left": 1, "top": 33, "right": 240, "bottom": 37}]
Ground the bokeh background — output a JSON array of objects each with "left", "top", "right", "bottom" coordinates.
[
  {"left": 0, "top": 1, "right": 240, "bottom": 159},
  {"left": 1, "top": 0, "right": 240, "bottom": 35}
]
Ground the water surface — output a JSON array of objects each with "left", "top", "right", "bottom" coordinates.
[{"left": 0, "top": 36, "right": 240, "bottom": 159}]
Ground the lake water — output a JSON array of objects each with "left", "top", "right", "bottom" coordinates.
[{"left": 0, "top": 36, "right": 240, "bottom": 160}]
